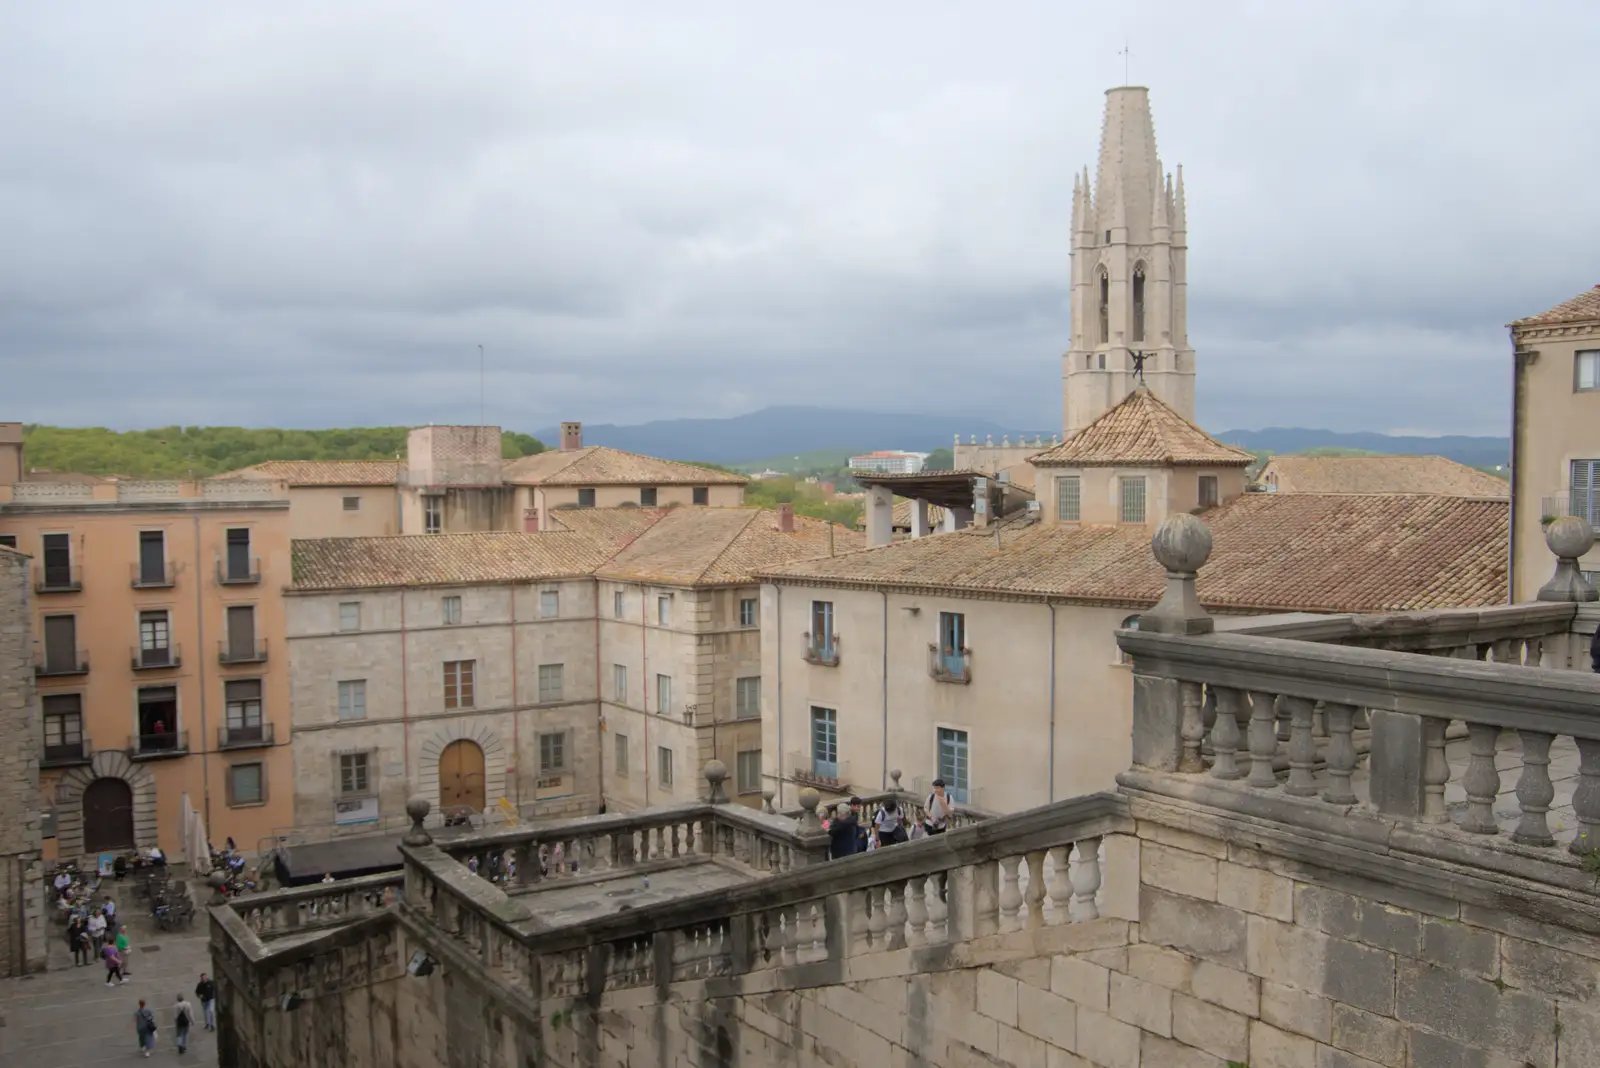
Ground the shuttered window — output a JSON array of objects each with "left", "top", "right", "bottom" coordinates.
[{"left": 1056, "top": 476, "right": 1081, "bottom": 522}]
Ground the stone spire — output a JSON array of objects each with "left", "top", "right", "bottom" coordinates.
[{"left": 1093, "top": 87, "right": 1161, "bottom": 247}]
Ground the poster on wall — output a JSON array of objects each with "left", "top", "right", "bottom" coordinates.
[
  {"left": 333, "top": 797, "right": 379, "bottom": 826},
  {"left": 97, "top": 852, "right": 116, "bottom": 877}
]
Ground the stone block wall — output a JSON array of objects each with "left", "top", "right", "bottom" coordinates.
[{"left": 0, "top": 547, "right": 45, "bottom": 975}]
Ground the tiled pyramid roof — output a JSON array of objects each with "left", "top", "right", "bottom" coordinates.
[
  {"left": 1512, "top": 285, "right": 1600, "bottom": 327},
  {"left": 1031, "top": 388, "right": 1254, "bottom": 468}
]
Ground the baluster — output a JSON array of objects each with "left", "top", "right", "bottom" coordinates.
[
  {"left": 1525, "top": 638, "right": 1543, "bottom": 667},
  {"left": 760, "top": 912, "right": 782, "bottom": 966},
  {"left": 1071, "top": 837, "right": 1102, "bottom": 921},
  {"left": 997, "top": 855, "right": 1024, "bottom": 931},
  {"left": 1462, "top": 724, "right": 1503, "bottom": 834},
  {"left": 671, "top": 823, "right": 684, "bottom": 858},
  {"left": 1200, "top": 687, "right": 1217, "bottom": 758},
  {"left": 885, "top": 885, "right": 907, "bottom": 950},
  {"left": 1210, "top": 688, "right": 1245, "bottom": 780},
  {"left": 1571, "top": 738, "right": 1600, "bottom": 857},
  {"left": 1248, "top": 691, "right": 1281, "bottom": 789},
  {"left": 865, "top": 886, "right": 886, "bottom": 949},
  {"left": 779, "top": 908, "right": 798, "bottom": 966},
  {"left": 1179, "top": 681, "right": 1206, "bottom": 773},
  {"left": 808, "top": 903, "right": 828, "bottom": 962},
  {"left": 683, "top": 820, "right": 697, "bottom": 856},
  {"left": 1046, "top": 846, "right": 1074, "bottom": 924},
  {"left": 1491, "top": 639, "right": 1518, "bottom": 665},
  {"left": 1421, "top": 716, "right": 1449, "bottom": 822},
  {"left": 1512, "top": 731, "right": 1557, "bottom": 847},
  {"left": 1312, "top": 702, "right": 1328, "bottom": 739},
  {"left": 846, "top": 890, "right": 874, "bottom": 956},
  {"left": 1321, "top": 703, "right": 1358, "bottom": 805},
  {"left": 925, "top": 874, "right": 950, "bottom": 942},
  {"left": 1283, "top": 696, "right": 1318, "bottom": 797},
  {"left": 1024, "top": 851, "right": 1047, "bottom": 928},
  {"left": 905, "top": 879, "right": 929, "bottom": 946}
]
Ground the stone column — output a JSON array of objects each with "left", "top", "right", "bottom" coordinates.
[
  {"left": 944, "top": 507, "right": 974, "bottom": 532},
  {"left": 866, "top": 485, "right": 895, "bottom": 548},
  {"left": 1129, "top": 515, "right": 1214, "bottom": 771},
  {"left": 909, "top": 499, "right": 932, "bottom": 539}
]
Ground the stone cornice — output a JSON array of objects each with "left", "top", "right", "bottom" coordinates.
[{"left": 1512, "top": 320, "right": 1600, "bottom": 342}]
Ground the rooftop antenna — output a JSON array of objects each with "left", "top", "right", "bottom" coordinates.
[
  {"left": 477, "top": 344, "right": 485, "bottom": 426},
  {"left": 1119, "top": 39, "right": 1131, "bottom": 85}
]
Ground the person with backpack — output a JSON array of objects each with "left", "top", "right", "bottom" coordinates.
[
  {"left": 195, "top": 973, "right": 217, "bottom": 1030},
  {"left": 875, "top": 799, "right": 908, "bottom": 845},
  {"left": 173, "top": 993, "right": 196, "bottom": 1053},
  {"left": 924, "top": 779, "right": 951, "bottom": 836},
  {"left": 133, "top": 999, "right": 157, "bottom": 1057}
]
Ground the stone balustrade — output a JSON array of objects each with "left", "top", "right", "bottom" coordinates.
[
  {"left": 225, "top": 872, "right": 402, "bottom": 938},
  {"left": 779, "top": 769, "right": 998, "bottom": 831}
]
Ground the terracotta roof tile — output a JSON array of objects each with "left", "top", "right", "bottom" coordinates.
[
  {"left": 502, "top": 447, "right": 746, "bottom": 486},
  {"left": 292, "top": 531, "right": 610, "bottom": 590},
  {"left": 543, "top": 507, "right": 666, "bottom": 550},
  {"left": 761, "top": 493, "right": 1507, "bottom": 613},
  {"left": 219, "top": 460, "right": 402, "bottom": 486},
  {"left": 1032, "top": 388, "right": 1255, "bottom": 468},
  {"left": 598, "top": 508, "right": 862, "bottom": 586},
  {"left": 1259, "top": 455, "right": 1507, "bottom": 497},
  {"left": 1512, "top": 285, "right": 1600, "bottom": 327}
]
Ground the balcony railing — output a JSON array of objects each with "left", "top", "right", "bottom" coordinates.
[
  {"left": 41, "top": 740, "right": 92, "bottom": 767},
  {"left": 216, "top": 556, "right": 262, "bottom": 585},
  {"left": 33, "top": 648, "right": 89, "bottom": 677},
  {"left": 1542, "top": 490, "right": 1600, "bottom": 526},
  {"left": 787, "top": 751, "right": 850, "bottom": 792},
  {"left": 219, "top": 638, "right": 268, "bottom": 665},
  {"left": 129, "top": 560, "right": 175, "bottom": 589},
  {"left": 928, "top": 643, "right": 972, "bottom": 683},
  {"left": 219, "top": 723, "right": 275, "bottom": 750},
  {"left": 801, "top": 631, "right": 840, "bottom": 667},
  {"left": 34, "top": 563, "right": 81, "bottom": 594},
  {"left": 130, "top": 730, "right": 188, "bottom": 759},
  {"left": 130, "top": 644, "right": 181, "bottom": 671}
]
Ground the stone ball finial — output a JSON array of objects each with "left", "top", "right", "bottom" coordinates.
[
  {"left": 703, "top": 759, "right": 729, "bottom": 805},
  {"left": 1151, "top": 513, "right": 1213, "bottom": 575},
  {"left": 402, "top": 797, "right": 433, "bottom": 847},
  {"left": 796, "top": 787, "right": 824, "bottom": 834},
  {"left": 761, "top": 789, "right": 776, "bottom": 815},
  {"left": 889, "top": 768, "right": 902, "bottom": 791},
  {"left": 1538, "top": 516, "right": 1599, "bottom": 603},
  {"left": 207, "top": 870, "right": 229, "bottom": 904}
]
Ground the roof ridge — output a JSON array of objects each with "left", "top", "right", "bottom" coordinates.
[
  {"left": 591, "top": 508, "right": 673, "bottom": 572},
  {"left": 695, "top": 508, "right": 767, "bottom": 583}
]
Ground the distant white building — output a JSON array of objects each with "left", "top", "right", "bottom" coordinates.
[{"left": 848, "top": 451, "right": 928, "bottom": 475}]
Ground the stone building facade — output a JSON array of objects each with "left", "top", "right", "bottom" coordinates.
[{"left": 0, "top": 545, "right": 45, "bottom": 976}]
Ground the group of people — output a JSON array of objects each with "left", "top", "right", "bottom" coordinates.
[
  {"left": 130, "top": 975, "right": 217, "bottom": 1057},
  {"left": 825, "top": 778, "right": 955, "bottom": 860}
]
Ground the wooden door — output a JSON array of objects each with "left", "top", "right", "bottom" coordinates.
[
  {"left": 82, "top": 778, "right": 134, "bottom": 853},
  {"left": 438, "top": 739, "right": 486, "bottom": 814}
]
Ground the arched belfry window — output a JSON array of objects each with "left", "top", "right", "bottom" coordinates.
[
  {"left": 1097, "top": 268, "right": 1110, "bottom": 346},
  {"left": 1132, "top": 264, "right": 1146, "bottom": 343}
]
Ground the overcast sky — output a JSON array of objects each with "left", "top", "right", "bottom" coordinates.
[{"left": 2, "top": 3, "right": 1595, "bottom": 438}]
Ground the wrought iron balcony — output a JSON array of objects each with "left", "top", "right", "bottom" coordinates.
[
  {"left": 929, "top": 643, "right": 972, "bottom": 684},
  {"left": 130, "top": 644, "right": 181, "bottom": 671},
  {"left": 216, "top": 555, "right": 262, "bottom": 585},
  {"left": 218, "top": 723, "right": 275, "bottom": 750},
  {"left": 34, "top": 563, "right": 81, "bottom": 594},
  {"left": 40, "top": 740, "right": 92, "bottom": 767},
  {"left": 219, "top": 638, "right": 268, "bottom": 665},
  {"left": 130, "top": 730, "right": 188, "bottom": 759},
  {"left": 34, "top": 648, "right": 89, "bottom": 677},
  {"left": 130, "top": 560, "right": 176, "bottom": 589},
  {"left": 801, "top": 631, "right": 840, "bottom": 667}
]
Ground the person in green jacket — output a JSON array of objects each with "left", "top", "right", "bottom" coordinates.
[{"left": 115, "top": 925, "right": 132, "bottom": 976}]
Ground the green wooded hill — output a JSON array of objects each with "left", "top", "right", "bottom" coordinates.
[{"left": 18, "top": 425, "right": 546, "bottom": 479}]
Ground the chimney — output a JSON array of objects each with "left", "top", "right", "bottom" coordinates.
[
  {"left": 776, "top": 503, "right": 795, "bottom": 533},
  {"left": 560, "top": 421, "right": 583, "bottom": 452}
]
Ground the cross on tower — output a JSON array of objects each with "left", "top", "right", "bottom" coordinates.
[{"left": 1119, "top": 40, "right": 1131, "bottom": 85}]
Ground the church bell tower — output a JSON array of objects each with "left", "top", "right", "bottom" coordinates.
[{"left": 1062, "top": 86, "right": 1195, "bottom": 438}]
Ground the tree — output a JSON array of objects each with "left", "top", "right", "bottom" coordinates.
[{"left": 923, "top": 448, "right": 954, "bottom": 472}]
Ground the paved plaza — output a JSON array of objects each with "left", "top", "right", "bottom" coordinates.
[{"left": 0, "top": 883, "right": 218, "bottom": 1067}]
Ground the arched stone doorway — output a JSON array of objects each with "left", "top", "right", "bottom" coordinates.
[
  {"left": 82, "top": 778, "right": 135, "bottom": 853},
  {"left": 54, "top": 750, "right": 158, "bottom": 859},
  {"left": 418, "top": 722, "right": 506, "bottom": 817},
  {"left": 438, "top": 739, "right": 486, "bottom": 814}
]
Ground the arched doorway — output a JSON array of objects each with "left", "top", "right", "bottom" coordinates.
[
  {"left": 438, "top": 739, "right": 486, "bottom": 816},
  {"left": 82, "top": 778, "right": 135, "bottom": 854}
]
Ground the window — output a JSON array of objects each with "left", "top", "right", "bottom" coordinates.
[
  {"left": 1097, "top": 352, "right": 1106, "bottom": 370},
  {"left": 640, "top": 487, "right": 658, "bottom": 507},
  {"left": 342, "top": 495, "right": 362, "bottom": 511},
  {"left": 1573, "top": 460, "right": 1600, "bottom": 525},
  {"left": 1198, "top": 475, "right": 1219, "bottom": 509},
  {"left": 137, "top": 686, "right": 178, "bottom": 747},
  {"left": 1055, "top": 476, "right": 1081, "bottom": 522},
  {"left": 577, "top": 488, "right": 596, "bottom": 508},
  {"left": 1097, "top": 268, "right": 1110, "bottom": 345},
  {"left": 613, "top": 590, "right": 625, "bottom": 618},
  {"left": 224, "top": 679, "right": 263, "bottom": 736},
  {"left": 225, "top": 604, "right": 256, "bottom": 660},
  {"left": 0, "top": 535, "right": 16, "bottom": 549},
  {"left": 810, "top": 600, "right": 835, "bottom": 660},
  {"left": 692, "top": 487, "right": 709, "bottom": 506},
  {"left": 540, "top": 589, "right": 559, "bottom": 618},
  {"left": 1577, "top": 351, "right": 1599, "bottom": 391},
  {"left": 338, "top": 602, "right": 361, "bottom": 632},
  {"left": 138, "top": 610, "right": 173, "bottom": 668},
  {"left": 42, "top": 533, "right": 72, "bottom": 588},
  {"left": 735, "top": 676, "right": 760, "bottom": 720},
  {"left": 338, "top": 680, "right": 367, "bottom": 721},
  {"left": 614, "top": 733, "right": 630, "bottom": 777},
  {"left": 228, "top": 763, "right": 264, "bottom": 806},
  {"left": 42, "top": 694, "right": 83, "bottom": 761},
  {"left": 339, "top": 753, "right": 371, "bottom": 796},
  {"left": 137, "top": 530, "right": 166, "bottom": 585},
  {"left": 1118, "top": 615, "right": 1140, "bottom": 665},
  {"left": 937, "top": 728, "right": 970, "bottom": 804},
  {"left": 739, "top": 597, "right": 758, "bottom": 627},
  {"left": 1120, "top": 476, "right": 1147, "bottom": 524},
  {"left": 1131, "top": 264, "right": 1146, "bottom": 343},
  {"left": 443, "top": 660, "right": 476, "bottom": 709},
  {"left": 225, "top": 527, "right": 252, "bottom": 581},
  {"left": 810, "top": 707, "right": 838, "bottom": 778},
  {"left": 937, "top": 612, "right": 967, "bottom": 679},
  {"left": 42, "top": 614, "right": 79, "bottom": 674},
  {"left": 423, "top": 495, "right": 443, "bottom": 534},
  {"left": 538, "top": 663, "right": 564, "bottom": 703},
  {"left": 657, "top": 746, "right": 674, "bottom": 788},
  {"left": 736, "top": 750, "right": 762, "bottom": 795},
  {"left": 613, "top": 663, "right": 628, "bottom": 702},
  {"left": 442, "top": 596, "right": 462, "bottom": 625},
  {"left": 655, "top": 674, "right": 672, "bottom": 716},
  {"left": 657, "top": 595, "right": 670, "bottom": 626},
  {"left": 539, "top": 732, "right": 566, "bottom": 773}
]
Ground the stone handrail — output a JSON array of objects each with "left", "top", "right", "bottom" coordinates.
[
  {"left": 224, "top": 872, "right": 402, "bottom": 938},
  {"left": 1119, "top": 627, "right": 1600, "bottom": 857},
  {"left": 400, "top": 792, "right": 1132, "bottom": 1002},
  {"left": 780, "top": 774, "right": 999, "bottom": 830},
  {"left": 1227, "top": 602, "right": 1581, "bottom": 663}
]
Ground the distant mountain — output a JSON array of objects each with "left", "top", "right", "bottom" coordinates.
[
  {"left": 1212, "top": 428, "right": 1510, "bottom": 469},
  {"left": 536, "top": 407, "right": 1045, "bottom": 466}
]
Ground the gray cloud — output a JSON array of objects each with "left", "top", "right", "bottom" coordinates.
[{"left": 1, "top": 1, "right": 1595, "bottom": 438}]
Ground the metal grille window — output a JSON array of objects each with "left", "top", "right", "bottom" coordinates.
[
  {"left": 655, "top": 674, "right": 672, "bottom": 716},
  {"left": 442, "top": 596, "right": 461, "bottom": 625},
  {"left": 657, "top": 595, "right": 670, "bottom": 626},
  {"left": 539, "top": 732, "right": 566, "bottom": 773},
  {"left": 538, "top": 663, "right": 564, "bottom": 703},
  {"left": 693, "top": 487, "right": 709, "bottom": 506},
  {"left": 739, "top": 598, "right": 758, "bottom": 627},
  {"left": 338, "top": 680, "right": 367, "bottom": 721},
  {"left": 614, "top": 733, "right": 629, "bottom": 776},
  {"left": 1120, "top": 476, "right": 1148, "bottom": 524},
  {"left": 578, "top": 488, "right": 596, "bottom": 508},
  {"left": 658, "top": 746, "right": 674, "bottom": 788},
  {"left": 810, "top": 706, "right": 838, "bottom": 778},
  {"left": 228, "top": 763, "right": 264, "bottom": 806},
  {"left": 613, "top": 590, "right": 625, "bottom": 618},
  {"left": 338, "top": 602, "right": 361, "bottom": 632},
  {"left": 339, "top": 753, "right": 371, "bottom": 796},
  {"left": 641, "top": 487, "right": 658, "bottom": 507},
  {"left": 1056, "top": 476, "right": 1081, "bottom": 522},
  {"left": 443, "top": 660, "right": 475, "bottom": 709},
  {"left": 613, "top": 663, "right": 627, "bottom": 703},
  {"left": 1578, "top": 351, "right": 1599, "bottom": 391},
  {"left": 423, "top": 495, "right": 443, "bottom": 534},
  {"left": 937, "top": 728, "right": 970, "bottom": 804},
  {"left": 539, "top": 589, "right": 559, "bottom": 618},
  {"left": 736, "top": 750, "right": 762, "bottom": 794},
  {"left": 735, "top": 677, "right": 760, "bottom": 719}
]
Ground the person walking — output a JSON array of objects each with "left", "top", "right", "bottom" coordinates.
[
  {"left": 103, "top": 942, "right": 126, "bottom": 986},
  {"left": 195, "top": 973, "right": 217, "bottom": 1031},
  {"left": 827, "top": 803, "right": 860, "bottom": 860},
  {"left": 87, "top": 907, "right": 107, "bottom": 954},
  {"left": 875, "top": 799, "right": 908, "bottom": 845},
  {"left": 115, "top": 925, "right": 133, "bottom": 976},
  {"left": 133, "top": 999, "right": 157, "bottom": 1057},
  {"left": 173, "top": 993, "right": 195, "bottom": 1053},
  {"left": 69, "top": 916, "right": 91, "bottom": 966},
  {"left": 102, "top": 894, "right": 116, "bottom": 925},
  {"left": 924, "top": 779, "right": 951, "bottom": 836}
]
